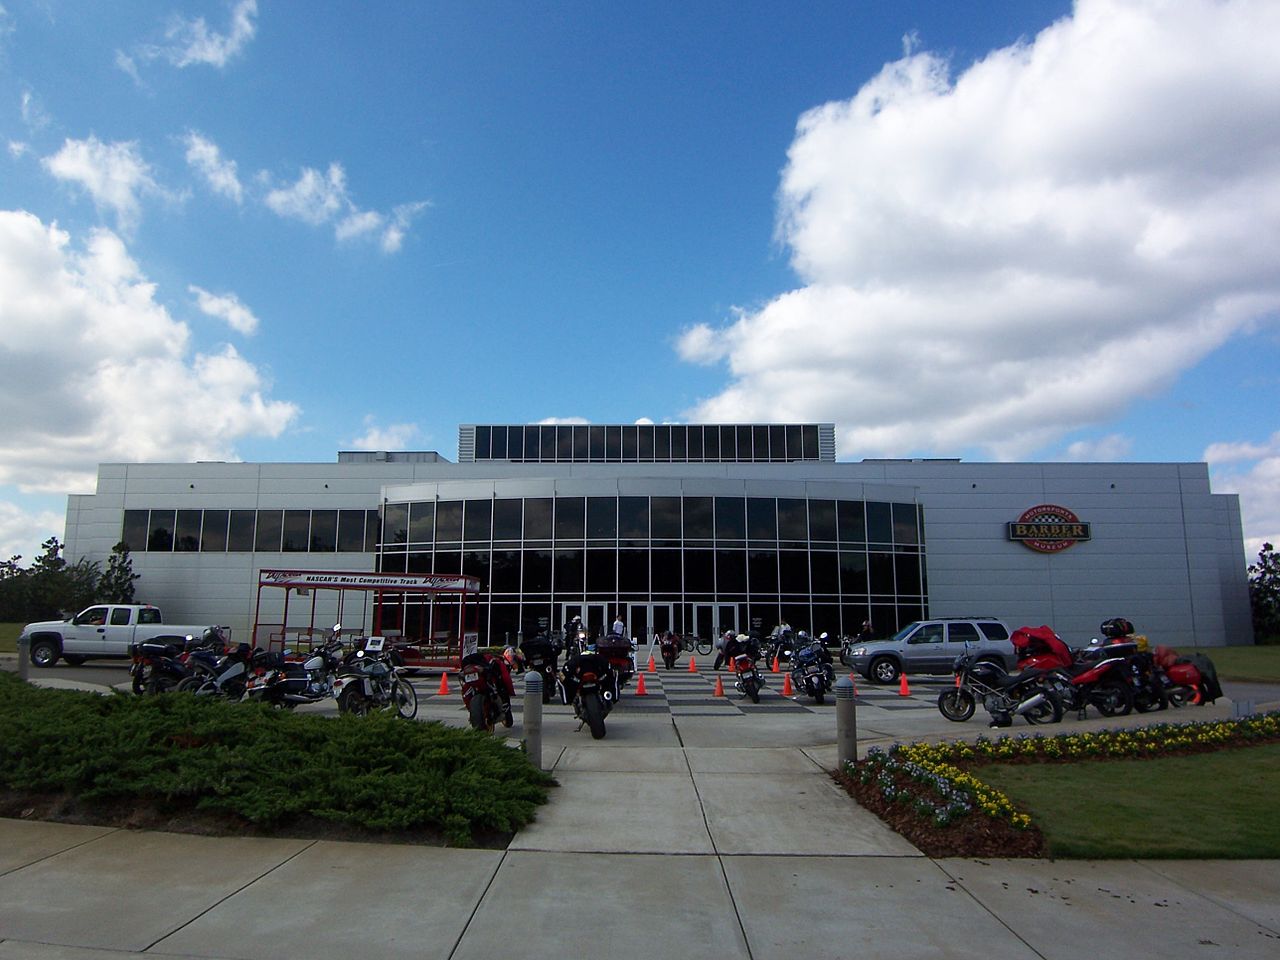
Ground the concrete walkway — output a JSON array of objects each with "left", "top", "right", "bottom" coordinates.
[{"left": 2, "top": 668, "right": 1279, "bottom": 958}]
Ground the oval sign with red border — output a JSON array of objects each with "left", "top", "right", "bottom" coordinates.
[{"left": 1008, "top": 504, "right": 1091, "bottom": 553}]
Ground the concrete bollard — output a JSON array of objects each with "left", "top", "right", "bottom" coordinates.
[
  {"left": 835, "top": 676, "right": 857, "bottom": 767},
  {"left": 523, "top": 671, "right": 543, "bottom": 770},
  {"left": 17, "top": 635, "right": 29, "bottom": 682}
]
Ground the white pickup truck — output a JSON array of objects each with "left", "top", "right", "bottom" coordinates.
[{"left": 19, "top": 604, "right": 226, "bottom": 668}]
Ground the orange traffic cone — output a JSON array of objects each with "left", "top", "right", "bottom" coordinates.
[
  {"left": 898, "top": 673, "right": 911, "bottom": 697},
  {"left": 771, "top": 656, "right": 780, "bottom": 673},
  {"left": 647, "top": 654, "right": 656, "bottom": 672},
  {"left": 782, "top": 671, "right": 793, "bottom": 696},
  {"left": 713, "top": 675, "right": 724, "bottom": 697},
  {"left": 687, "top": 655, "right": 698, "bottom": 673},
  {"left": 636, "top": 673, "right": 648, "bottom": 696},
  {"left": 437, "top": 672, "right": 451, "bottom": 695}
]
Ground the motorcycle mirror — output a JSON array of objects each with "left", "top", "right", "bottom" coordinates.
[{"left": 332, "top": 622, "right": 342, "bottom": 633}]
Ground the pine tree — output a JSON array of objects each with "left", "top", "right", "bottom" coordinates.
[
  {"left": 1249, "top": 542, "right": 1280, "bottom": 642},
  {"left": 101, "top": 541, "right": 141, "bottom": 604}
]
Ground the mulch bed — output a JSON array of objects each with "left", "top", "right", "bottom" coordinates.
[{"left": 832, "top": 767, "right": 1046, "bottom": 859}]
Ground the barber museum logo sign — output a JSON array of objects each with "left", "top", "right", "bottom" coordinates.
[{"left": 1008, "top": 504, "right": 1091, "bottom": 553}]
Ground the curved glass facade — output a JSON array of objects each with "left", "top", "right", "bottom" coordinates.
[{"left": 377, "top": 494, "right": 926, "bottom": 645}]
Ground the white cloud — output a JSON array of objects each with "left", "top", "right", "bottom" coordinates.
[
  {"left": 348, "top": 417, "right": 420, "bottom": 450},
  {"left": 265, "top": 163, "right": 348, "bottom": 225},
  {"left": 0, "top": 210, "right": 298, "bottom": 494},
  {"left": 263, "top": 162, "right": 427, "bottom": 252},
  {"left": 0, "top": 500, "right": 64, "bottom": 566},
  {"left": 183, "top": 132, "right": 243, "bottom": 204},
  {"left": 1062, "top": 434, "right": 1133, "bottom": 462},
  {"left": 680, "top": 0, "right": 1280, "bottom": 462},
  {"left": 124, "top": 0, "right": 257, "bottom": 73},
  {"left": 41, "top": 137, "right": 159, "bottom": 233},
  {"left": 536, "top": 417, "right": 591, "bottom": 425},
  {"left": 189, "top": 285, "right": 259, "bottom": 335},
  {"left": 8, "top": 140, "right": 27, "bottom": 158}
]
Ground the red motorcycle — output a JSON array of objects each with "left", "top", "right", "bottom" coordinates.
[
  {"left": 459, "top": 652, "right": 514, "bottom": 732},
  {"left": 1011, "top": 625, "right": 1135, "bottom": 719},
  {"left": 1154, "top": 645, "right": 1222, "bottom": 706}
]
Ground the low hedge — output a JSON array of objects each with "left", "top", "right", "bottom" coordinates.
[{"left": 0, "top": 672, "right": 554, "bottom": 846}]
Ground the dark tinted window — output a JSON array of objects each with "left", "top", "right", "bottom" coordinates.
[
  {"left": 786, "top": 425, "right": 802, "bottom": 461},
  {"left": 586, "top": 497, "right": 617, "bottom": 539},
  {"left": 978, "top": 622, "right": 1009, "bottom": 641},
  {"left": 893, "top": 502, "right": 919, "bottom": 544},
  {"left": 337, "top": 510, "right": 366, "bottom": 551},
  {"left": 687, "top": 426, "right": 704, "bottom": 460},
  {"left": 777, "top": 499, "right": 807, "bottom": 540},
  {"left": 622, "top": 425, "right": 638, "bottom": 460},
  {"left": 408, "top": 502, "right": 434, "bottom": 543},
  {"left": 523, "top": 425, "right": 541, "bottom": 461},
  {"left": 652, "top": 549, "right": 682, "bottom": 592},
  {"left": 685, "top": 549, "right": 714, "bottom": 592},
  {"left": 282, "top": 510, "right": 310, "bottom": 552},
  {"left": 175, "top": 510, "right": 201, "bottom": 551},
  {"left": 838, "top": 501, "right": 865, "bottom": 543},
  {"left": 894, "top": 554, "right": 922, "bottom": 595},
  {"left": 572, "top": 425, "right": 589, "bottom": 461},
  {"left": 383, "top": 503, "right": 408, "bottom": 545},
  {"left": 310, "top": 510, "right": 337, "bottom": 551},
  {"left": 655, "top": 425, "right": 671, "bottom": 460},
  {"left": 435, "top": 501, "right": 463, "bottom": 542},
  {"left": 110, "top": 607, "right": 131, "bottom": 625},
  {"left": 651, "top": 497, "right": 682, "bottom": 539},
  {"left": 524, "top": 498, "right": 553, "bottom": 539},
  {"left": 474, "top": 426, "right": 491, "bottom": 459},
  {"left": 464, "top": 500, "right": 492, "bottom": 541},
  {"left": 737, "top": 425, "right": 753, "bottom": 460},
  {"left": 618, "top": 549, "right": 649, "bottom": 592},
  {"left": 148, "top": 510, "right": 175, "bottom": 551},
  {"left": 704, "top": 426, "right": 720, "bottom": 460},
  {"left": 779, "top": 550, "right": 809, "bottom": 593},
  {"left": 606, "top": 426, "right": 621, "bottom": 461},
  {"left": 802, "top": 425, "right": 819, "bottom": 459},
  {"left": 554, "top": 549, "right": 584, "bottom": 592},
  {"left": 540, "top": 425, "right": 555, "bottom": 461},
  {"left": 671, "top": 426, "right": 687, "bottom": 460},
  {"left": 122, "top": 510, "right": 149, "bottom": 552},
  {"left": 715, "top": 497, "right": 746, "bottom": 539},
  {"left": 255, "top": 509, "right": 284, "bottom": 552},
  {"left": 586, "top": 548, "right": 616, "bottom": 592},
  {"left": 716, "top": 549, "right": 747, "bottom": 592},
  {"left": 493, "top": 499, "right": 523, "bottom": 540},
  {"left": 868, "top": 552, "right": 895, "bottom": 594},
  {"left": 523, "top": 549, "right": 552, "bottom": 591},
  {"left": 746, "top": 498, "right": 776, "bottom": 540},
  {"left": 228, "top": 510, "right": 256, "bottom": 551},
  {"left": 618, "top": 497, "right": 649, "bottom": 539},
  {"left": 555, "top": 497, "right": 585, "bottom": 539},
  {"left": 840, "top": 552, "right": 868, "bottom": 594},
  {"left": 491, "top": 550, "right": 521, "bottom": 592},
  {"left": 637, "top": 425, "right": 654, "bottom": 460},
  {"left": 589, "top": 425, "right": 606, "bottom": 460},
  {"left": 747, "top": 549, "right": 778, "bottom": 592},
  {"left": 810, "top": 551, "right": 839, "bottom": 593},
  {"left": 866, "top": 502, "right": 893, "bottom": 544},
  {"left": 809, "top": 500, "right": 837, "bottom": 541},
  {"left": 948, "top": 622, "right": 980, "bottom": 643},
  {"left": 491, "top": 426, "right": 507, "bottom": 459},
  {"left": 684, "top": 497, "right": 713, "bottom": 539},
  {"left": 200, "top": 510, "right": 228, "bottom": 552},
  {"left": 753, "top": 425, "right": 768, "bottom": 461}
]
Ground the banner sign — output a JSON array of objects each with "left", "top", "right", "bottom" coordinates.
[
  {"left": 1008, "top": 505, "right": 1091, "bottom": 553},
  {"left": 258, "top": 569, "right": 481, "bottom": 592}
]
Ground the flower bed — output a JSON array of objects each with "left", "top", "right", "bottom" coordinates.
[{"left": 837, "top": 711, "right": 1280, "bottom": 858}]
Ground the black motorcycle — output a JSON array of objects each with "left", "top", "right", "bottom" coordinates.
[
  {"left": 560, "top": 649, "right": 619, "bottom": 739},
  {"left": 128, "top": 635, "right": 194, "bottom": 695},
  {"left": 332, "top": 638, "right": 418, "bottom": 718},
  {"left": 249, "top": 634, "right": 347, "bottom": 708},
  {"left": 520, "top": 634, "right": 560, "bottom": 704},
  {"left": 938, "top": 653, "right": 1063, "bottom": 727},
  {"left": 789, "top": 639, "right": 835, "bottom": 704}
]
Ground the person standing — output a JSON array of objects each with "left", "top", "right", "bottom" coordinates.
[
  {"left": 856, "top": 620, "right": 875, "bottom": 644},
  {"left": 611, "top": 612, "right": 625, "bottom": 637}
]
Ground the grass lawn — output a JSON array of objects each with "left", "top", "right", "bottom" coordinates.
[
  {"left": 978, "top": 743, "right": 1280, "bottom": 858},
  {"left": 1188, "top": 644, "right": 1280, "bottom": 683}
]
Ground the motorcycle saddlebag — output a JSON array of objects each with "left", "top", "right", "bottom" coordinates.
[
  {"left": 1100, "top": 617, "right": 1135, "bottom": 639},
  {"left": 1165, "top": 660, "right": 1202, "bottom": 687},
  {"left": 1185, "top": 653, "right": 1223, "bottom": 703}
]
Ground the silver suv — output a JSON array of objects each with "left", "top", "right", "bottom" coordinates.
[{"left": 841, "top": 618, "right": 1013, "bottom": 684}]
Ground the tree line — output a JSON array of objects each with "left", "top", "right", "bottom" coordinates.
[{"left": 0, "top": 538, "right": 139, "bottom": 623}]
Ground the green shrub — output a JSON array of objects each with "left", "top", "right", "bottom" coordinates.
[{"left": 0, "top": 673, "right": 554, "bottom": 846}]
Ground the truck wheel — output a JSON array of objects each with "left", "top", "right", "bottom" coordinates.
[{"left": 29, "top": 638, "right": 60, "bottom": 668}]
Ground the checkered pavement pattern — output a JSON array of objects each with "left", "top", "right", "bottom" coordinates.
[{"left": 416, "top": 666, "right": 932, "bottom": 718}]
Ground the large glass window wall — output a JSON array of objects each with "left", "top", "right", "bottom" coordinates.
[
  {"left": 377, "top": 495, "right": 927, "bottom": 644},
  {"left": 121, "top": 508, "right": 381, "bottom": 554},
  {"left": 470, "top": 423, "right": 824, "bottom": 463}
]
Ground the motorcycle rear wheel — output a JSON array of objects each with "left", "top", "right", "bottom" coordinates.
[
  {"left": 937, "top": 689, "right": 976, "bottom": 722},
  {"left": 743, "top": 676, "right": 761, "bottom": 704},
  {"left": 814, "top": 685, "right": 825, "bottom": 705},
  {"left": 581, "top": 692, "right": 607, "bottom": 739},
  {"left": 1022, "top": 691, "right": 1063, "bottom": 724},
  {"left": 338, "top": 686, "right": 370, "bottom": 717},
  {"left": 467, "top": 695, "right": 493, "bottom": 732},
  {"left": 1093, "top": 680, "right": 1134, "bottom": 717}
]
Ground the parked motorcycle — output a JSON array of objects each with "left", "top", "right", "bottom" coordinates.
[
  {"left": 1011, "top": 624, "right": 1136, "bottom": 719},
  {"left": 789, "top": 638, "right": 835, "bottom": 704},
  {"left": 249, "top": 631, "right": 348, "bottom": 709},
  {"left": 129, "top": 626, "right": 228, "bottom": 695},
  {"left": 332, "top": 637, "right": 418, "bottom": 719},
  {"left": 1154, "top": 645, "right": 1223, "bottom": 706},
  {"left": 459, "top": 651, "right": 513, "bottom": 732},
  {"left": 520, "top": 633, "right": 560, "bottom": 703},
  {"left": 659, "top": 632, "right": 681, "bottom": 669},
  {"left": 560, "top": 648, "right": 618, "bottom": 739},
  {"left": 731, "top": 650, "right": 765, "bottom": 703},
  {"left": 938, "top": 653, "right": 1063, "bottom": 727},
  {"left": 176, "top": 641, "right": 262, "bottom": 700}
]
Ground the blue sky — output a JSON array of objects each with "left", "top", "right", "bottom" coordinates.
[{"left": 2, "top": 0, "right": 1278, "bottom": 564}]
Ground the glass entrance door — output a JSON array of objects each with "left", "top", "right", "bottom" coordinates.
[
  {"left": 693, "top": 603, "right": 738, "bottom": 642},
  {"left": 627, "top": 602, "right": 674, "bottom": 645},
  {"left": 560, "top": 603, "right": 608, "bottom": 642}
]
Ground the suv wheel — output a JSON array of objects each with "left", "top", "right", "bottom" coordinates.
[{"left": 869, "top": 656, "right": 900, "bottom": 684}]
